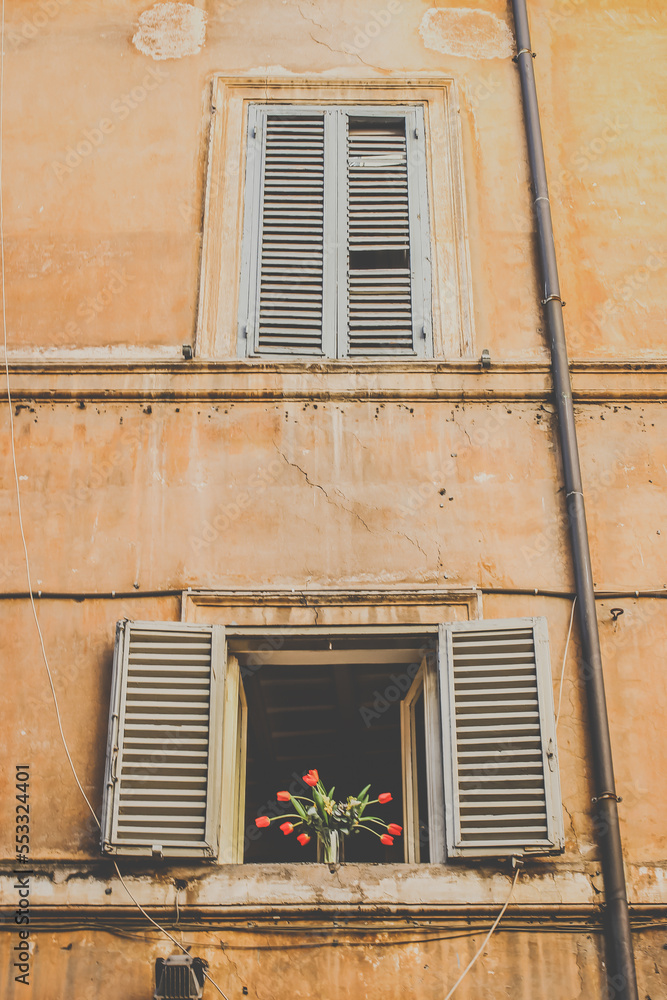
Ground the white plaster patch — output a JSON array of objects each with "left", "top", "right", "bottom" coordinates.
[
  {"left": 132, "top": 2, "right": 207, "bottom": 61},
  {"left": 473, "top": 473, "right": 495, "bottom": 482},
  {"left": 419, "top": 7, "right": 514, "bottom": 60}
]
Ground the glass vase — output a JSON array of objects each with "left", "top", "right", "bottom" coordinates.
[{"left": 317, "top": 829, "right": 343, "bottom": 863}]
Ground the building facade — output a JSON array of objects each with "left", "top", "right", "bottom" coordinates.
[{"left": 1, "top": 1, "right": 666, "bottom": 998}]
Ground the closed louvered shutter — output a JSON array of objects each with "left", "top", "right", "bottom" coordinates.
[
  {"left": 239, "top": 105, "right": 431, "bottom": 358},
  {"left": 101, "top": 621, "right": 226, "bottom": 858},
  {"left": 347, "top": 118, "right": 413, "bottom": 354},
  {"left": 440, "top": 618, "right": 564, "bottom": 857},
  {"left": 250, "top": 110, "right": 328, "bottom": 356}
]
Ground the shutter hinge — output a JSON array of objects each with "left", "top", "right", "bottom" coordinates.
[
  {"left": 420, "top": 324, "right": 427, "bottom": 340},
  {"left": 252, "top": 125, "right": 257, "bottom": 138},
  {"left": 414, "top": 127, "right": 420, "bottom": 139},
  {"left": 546, "top": 738, "right": 555, "bottom": 771}
]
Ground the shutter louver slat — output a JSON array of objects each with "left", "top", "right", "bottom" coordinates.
[
  {"left": 347, "top": 119, "right": 414, "bottom": 355},
  {"left": 257, "top": 114, "right": 325, "bottom": 354},
  {"left": 102, "top": 623, "right": 224, "bottom": 857},
  {"left": 445, "top": 623, "right": 560, "bottom": 853}
]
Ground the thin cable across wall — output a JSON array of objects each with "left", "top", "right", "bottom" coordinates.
[{"left": 0, "top": 8, "right": 228, "bottom": 997}]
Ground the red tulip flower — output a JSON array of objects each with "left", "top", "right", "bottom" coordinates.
[
  {"left": 255, "top": 816, "right": 270, "bottom": 828},
  {"left": 378, "top": 792, "right": 392, "bottom": 804},
  {"left": 297, "top": 833, "right": 311, "bottom": 846},
  {"left": 303, "top": 769, "right": 319, "bottom": 787},
  {"left": 277, "top": 791, "right": 291, "bottom": 802},
  {"left": 387, "top": 824, "right": 403, "bottom": 837},
  {"left": 280, "top": 822, "right": 294, "bottom": 836},
  {"left": 380, "top": 834, "right": 394, "bottom": 846}
]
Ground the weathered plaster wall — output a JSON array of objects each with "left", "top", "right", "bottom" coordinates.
[
  {"left": 0, "top": 924, "right": 615, "bottom": 1000},
  {"left": 1, "top": 399, "right": 666, "bottom": 872},
  {"left": 1, "top": 1, "right": 666, "bottom": 997},
  {"left": 4, "top": 0, "right": 666, "bottom": 357}
]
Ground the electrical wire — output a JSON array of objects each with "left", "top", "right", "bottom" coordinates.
[
  {"left": 556, "top": 596, "right": 577, "bottom": 729},
  {"left": 12, "top": 918, "right": 667, "bottom": 943},
  {"left": 0, "top": 10, "right": 229, "bottom": 996},
  {"left": 112, "top": 862, "right": 229, "bottom": 999},
  {"left": 442, "top": 867, "right": 520, "bottom": 1000},
  {"left": 1, "top": 1, "right": 101, "bottom": 823}
]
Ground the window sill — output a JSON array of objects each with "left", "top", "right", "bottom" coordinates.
[{"left": 0, "top": 862, "right": 602, "bottom": 912}]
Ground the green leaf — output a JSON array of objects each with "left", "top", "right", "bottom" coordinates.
[
  {"left": 291, "top": 797, "right": 308, "bottom": 820},
  {"left": 358, "top": 784, "right": 371, "bottom": 802},
  {"left": 328, "top": 786, "right": 335, "bottom": 799}
]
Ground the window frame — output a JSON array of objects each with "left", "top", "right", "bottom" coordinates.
[
  {"left": 102, "top": 615, "right": 563, "bottom": 864},
  {"left": 195, "top": 78, "right": 474, "bottom": 360},
  {"left": 237, "top": 104, "right": 432, "bottom": 360}
]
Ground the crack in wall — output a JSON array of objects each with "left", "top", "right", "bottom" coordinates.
[
  {"left": 274, "top": 444, "right": 432, "bottom": 562},
  {"left": 295, "top": 0, "right": 385, "bottom": 70},
  {"left": 574, "top": 938, "right": 588, "bottom": 1000},
  {"left": 274, "top": 444, "right": 372, "bottom": 534}
]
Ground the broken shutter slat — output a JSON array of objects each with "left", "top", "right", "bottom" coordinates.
[{"left": 346, "top": 118, "right": 414, "bottom": 356}]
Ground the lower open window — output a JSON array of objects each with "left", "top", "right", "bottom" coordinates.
[{"left": 101, "top": 619, "right": 564, "bottom": 863}]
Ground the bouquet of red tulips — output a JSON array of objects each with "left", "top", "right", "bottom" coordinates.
[{"left": 255, "top": 769, "right": 402, "bottom": 862}]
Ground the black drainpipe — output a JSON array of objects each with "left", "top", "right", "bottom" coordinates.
[{"left": 510, "top": 3, "right": 639, "bottom": 998}]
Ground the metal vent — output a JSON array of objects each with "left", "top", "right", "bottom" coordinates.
[
  {"left": 102, "top": 622, "right": 225, "bottom": 857},
  {"left": 154, "top": 956, "right": 207, "bottom": 1000},
  {"left": 347, "top": 118, "right": 413, "bottom": 355},
  {"left": 257, "top": 114, "right": 325, "bottom": 354},
  {"left": 441, "top": 619, "right": 564, "bottom": 857}
]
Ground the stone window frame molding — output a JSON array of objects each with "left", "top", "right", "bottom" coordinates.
[
  {"left": 100, "top": 588, "right": 564, "bottom": 866},
  {"left": 196, "top": 77, "right": 475, "bottom": 361}
]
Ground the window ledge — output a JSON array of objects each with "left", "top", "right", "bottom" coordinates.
[{"left": 0, "top": 863, "right": 602, "bottom": 911}]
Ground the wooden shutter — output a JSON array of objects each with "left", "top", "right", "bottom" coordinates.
[
  {"left": 241, "top": 109, "right": 328, "bottom": 356},
  {"left": 101, "top": 621, "right": 226, "bottom": 858},
  {"left": 439, "top": 618, "right": 564, "bottom": 858},
  {"left": 347, "top": 116, "right": 413, "bottom": 354},
  {"left": 240, "top": 105, "right": 431, "bottom": 359}
]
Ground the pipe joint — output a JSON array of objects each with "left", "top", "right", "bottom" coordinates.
[{"left": 541, "top": 294, "right": 565, "bottom": 306}]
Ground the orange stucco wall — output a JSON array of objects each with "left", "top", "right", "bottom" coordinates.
[{"left": 1, "top": 1, "right": 666, "bottom": 997}]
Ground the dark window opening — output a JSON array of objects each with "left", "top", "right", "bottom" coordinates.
[{"left": 233, "top": 635, "right": 433, "bottom": 863}]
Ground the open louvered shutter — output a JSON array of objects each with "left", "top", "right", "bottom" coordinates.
[
  {"left": 439, "top": 618, "right": 564, "bottom": 858},
  {"left": 240, "top": 107, "right": 331, "bottom": 356},
  {"left": 101, "top": 621, "right": 226, "bottom": 858}
]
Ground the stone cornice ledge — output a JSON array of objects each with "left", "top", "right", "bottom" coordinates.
[
  {"left": 2, "top": 359, "right": 667, "bottom": 402},
  {"left": 0, "top": 864, "right": 601, "bottom": 910},
  {"left": 0, "top": 863, "right": 664, "bottom": 911}
]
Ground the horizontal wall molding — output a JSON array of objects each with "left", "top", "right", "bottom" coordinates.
[
  {"left": 3, "top": 359, "right": 667, "bottom": 402},
  {"left": 1, "top": 588, "right": 665, "bottom": 602},
  {"left": 0, "top": 863, "right": 664, "bottom": 910}
]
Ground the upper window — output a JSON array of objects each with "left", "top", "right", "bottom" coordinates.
[
  {"left": 237, "top": 106, "right": 432, "bottom": 359},
  {"left": 100, "top": 618, "right": 564, "bottom": 863}
]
